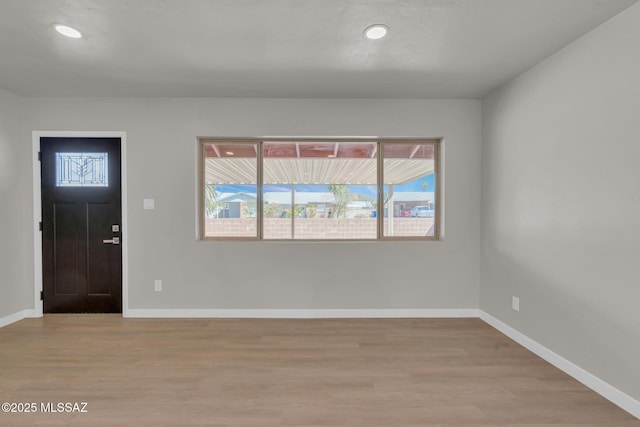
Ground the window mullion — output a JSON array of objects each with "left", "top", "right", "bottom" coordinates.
[
  {"left": 377, "top": 141, "right": 383, "bottom": 240},
  {"left": 257, "top": 141, "right": 264, "bottom": 240}
]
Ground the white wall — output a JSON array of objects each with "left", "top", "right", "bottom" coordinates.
[
  {"left": 25, "top": 98, "right": 482, "bottom": 311},
  {"left": 0, "top": 88, "right": 31, "bottom": 319},
  {"left": 481, "top": 3, "right": 640, "bottom": 402}
]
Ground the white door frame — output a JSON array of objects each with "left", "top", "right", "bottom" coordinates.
[{"left": 32, "top": 131, "right": 129, "bottom": 317}]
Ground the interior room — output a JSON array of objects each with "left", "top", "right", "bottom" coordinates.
[{"left": 0, "top": 0, "right": 639, "bottom": 425}]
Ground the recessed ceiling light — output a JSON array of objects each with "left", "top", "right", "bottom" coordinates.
[
  {"left": 327, "top": 154, "right": 335, "bottom": 158},
  {"left": 54, "top": 24, "right": 83, "bottom": 39},
  {"left": 364, "top": 24, "right": 389, "bottom": 40},
  {"left": 225, "top": 151, "right": 234, "bottom": 156}
]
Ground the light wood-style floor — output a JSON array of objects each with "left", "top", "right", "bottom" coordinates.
[{"left": 0, "top": 316, "right": 638, "bottom": 426}]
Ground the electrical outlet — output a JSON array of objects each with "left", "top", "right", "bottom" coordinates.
[
  {"left": 154, "top": 279, "right": 162, "bottom": 292},
  {"left": 512, "top": 296, "right": 520, "bottom": 312}
]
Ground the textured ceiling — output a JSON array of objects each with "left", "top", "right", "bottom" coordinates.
[{"left": 0, "top": 0, "right": 637, "bottom": 98}]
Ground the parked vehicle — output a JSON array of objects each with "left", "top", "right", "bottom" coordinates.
[{"left": 410, "top": 206, "right": 435, "bottom": 218}]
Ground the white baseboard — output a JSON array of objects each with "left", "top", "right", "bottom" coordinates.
[
  {"left": 0, "top": 309, "right": 38, "bottom": 328},
  {"left": 479, "top": 311, "right": 640, "bottom": 420},
  {"left": 125, "top": 308, "right": 481, "bottom": 319}
]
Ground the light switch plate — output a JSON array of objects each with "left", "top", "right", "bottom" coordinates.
[{"left": 143, "top": 199, "right": 155, "bottom": 210}]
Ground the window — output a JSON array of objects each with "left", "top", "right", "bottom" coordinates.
[
  {"left": 202, "top": 142, "right": 258, "bottom": 238},
  {"left": 382, "top": 142, "right": 437, "bottom": 237},
  {"left": 200, "top": 138, "right": 439, "bottom": 240},
  {"left": 262, "top": 141, "right": 378, "bottom": 240},
  {"left": 56, "top": 152, "right": 109, "bottom": 187}
]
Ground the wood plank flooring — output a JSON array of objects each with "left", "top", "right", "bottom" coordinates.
[{"left": 0, "top": 316, "right": 638, "bottom": 426}]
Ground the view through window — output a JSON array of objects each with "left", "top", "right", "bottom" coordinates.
[{"left": 201, "top": 139, "right": 439, "bottom": 240}]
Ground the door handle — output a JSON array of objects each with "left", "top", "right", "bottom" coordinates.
[{"left": 102, "top": 237, "right": 120, "bottom": 245}]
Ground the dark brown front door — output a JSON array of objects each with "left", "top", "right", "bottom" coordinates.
[{"left": 40, "top": 137, "right": 122, "bottom": 313}]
